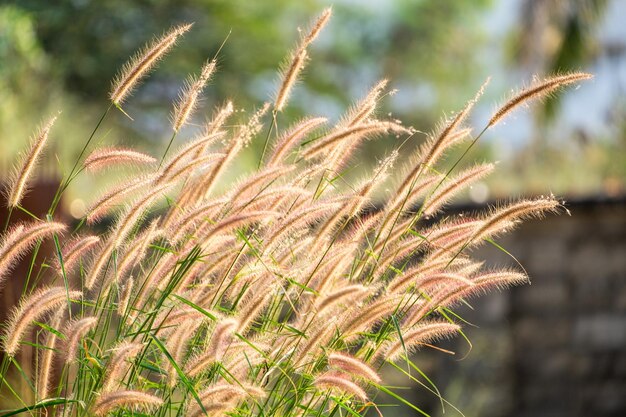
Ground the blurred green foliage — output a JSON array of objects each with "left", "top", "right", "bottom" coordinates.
[
  {"left": 0, "top": 0, "right": 623, "bottom": 201},
  {"left": 7, "top": 0, "right": 489, "bottom": 116},
  {"left": 0, "top": 5, "right": 55, "bottom": 156}
]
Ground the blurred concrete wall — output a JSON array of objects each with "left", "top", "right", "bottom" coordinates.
[
  {"left": 402, "top": 196, "right": 626, "bottom": 417},
  {"left": 504, "top": 196, "right": 626, "bottom": 417}
]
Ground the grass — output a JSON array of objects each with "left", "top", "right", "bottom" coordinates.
[{"left": 0, "top": 7, "right": 591, "bottom": 417}]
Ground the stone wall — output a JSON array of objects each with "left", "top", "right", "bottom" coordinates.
[
  {"left": 505, "top": 196, "right": 626, "bottom": 417},
  {"left": 381, "top": 196, "right": 626, "bottom": 417}
]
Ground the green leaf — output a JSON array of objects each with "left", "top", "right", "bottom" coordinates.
[
  {"left": 374, "top": 384, "right": 431, "bottom": 417},
  {"left": 0, "top": 398, "right": 80, "bottom": 417},
  {"left": 149, "top": 334, "right": 206, "bottom": 415},
  {"left": 170, "top": 294, "right": 218, "bottom": 321},
  {"left": 33, "top": 320, "right": 66, "bottom": 339}
]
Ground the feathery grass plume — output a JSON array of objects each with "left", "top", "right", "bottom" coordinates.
[
  {"left": 370, "top": 239, "right": 447, "bottom": 280},
  {"left": 37, "top": 310, "right": 64, "bottom": 400},
  {"left": 200, "top": 210, "right": 277, "bottom": 244},
  {"left": 2, "top": 286, "right": 81, "bottom": 356},
  {"left": 421, "top": 163, "right": 495, "bottom": 216},
  {"left": 371, "top": 233, "right": 434, "bottom": 278},
  {"left": 172, "top": 59, "right": 217, "bottom": 132},
  {"left": 391, "top": 124, "right": 473, "bottom": 218},
  {"left": 291, "top": 316, "right": 341, "bottom": 367},
  {"left": 158, "top": 152, "right": 225, "bottom": 185},
  {"left": 274, "top": 7, "right": 332, "bottom": 112},
  {"left": 264, "top": 199, "right": 344, "bottom": 249},
  {"left": 313, "top": 372, "right": 368, "bottom": 401},
  {"left": 471, "top": 197, "right": 560, "bottom": 243},
  {"left": 189, "top": 389, "right": 244, "bottom": 415},
  {"left": 405, "top": 271, "right": 528, "bottom": 328},
  {"left": 312, "top": 152, "right": 397, "bottom": 252},
  {"left": 57, "top": 235, "right": 100, "bottom": 273},
  {"left": 5, "top": 115, "right": 57, "bottom": 208},
  {"left": 345, "top": 79, "right": 389, "bottom": 127},
  {"left": 110, "top": 183, "right": 173, "bottom": 248},
  {"left": 469, "top": 270, "right": 529, "bottom": 292},
  {"left": 109, "top": 23, "right": 192, "bottom": 105},
  {"left": 159, "top": 129, "right": 228, "bottom": 224},
  {"left": 385, "top": 322, "right": 461, "bottom": 361},
  {"left": 300, "top": 7, "right": 333, "bottom": 49},
  {"left": 235, "top": 102, "right": 271, "bottom": 148},
  {"left": 111, "top": 221, "right": 160, "bottom": 279},
  {"left": 101, "top": 342, "right": 145, "bottom": 393},
  {"left": 305, "top": 245, "right": 360, "bottom": 295},
  {"left": 204, "top": 100, "right": 234, "bottom": 136},
  {"left": 85, "top": 174, "right": 157, "bottom": 224},
  {"left": 328, "top": 352, "right": 381, "bottom": 384},
  {"left": 0, "top": 221, "right": 66, "bottom": 287},
  {"left": 131, "top": 251, "right": 179, "bottom": 308},
  {"left": 193, "top": 383, "right": 265, "bottom": 405},
  {"left": 163, "top": 321, "right": 200, "bottom": 387},
  {"left": 387, "top": 262, "right": 473, "bottom": 293},
  {"left": 0, "top": 225, "right": 24, "bottom": 282},
  {"left": 63, "top": 316, "right": 98, "bottom": 363},
  {"left": 426, "top": 219, "right": 514, "bottom": 258},
  {"left": 315, "top": 285, "right": 370, "bottom": 313},
  {"left": 90, "top": 390, "right": 163, "bottom": 416},
  {"left": 237, "top": 287, "right": 276, "bottom": 333},
  {"left": 267, "top": 117, "right": 327, "bottom": 166},
  {"left": 167, "top": 198, "right": 228, "bottom": 242},
  {"left": 117, "top": 276, "right": 134, "bottom": 316},
  {"left": 403, "top": 284, "right": 469, "bottom": 327},
  {"left": 185, "top": 319, "right": 238, "bottom": 377},
  {"left": 246, "top": 186, "right": 312, "bottom": 215},
  {"left": 382, "top": 174, "right": 442, "bottom": 235},
  {"left": 83, "top": 147, "right": 157, "bottom": 172},
  {"left": 275, "top": 49, "right": 308, "bottom": 112},
  {"left": 228, "top": 165, "right": 294, "bottom": 203},
  {"left": 455, "top": 260, "right": 485, "bottom": 277},
  {"left": 155, "top": 133, "right": 225, "bottom": 184},
  {"left": 420, "top": 78, "right": 488, "bottom": 169},
  {"left": 84, "top": 242, "right": 115, "bottom": 290},
  {"left": 155, "top": 305, "right": 216, "bottom": 329},
  {"left": 187, "top": 402, "right": 235, "bottom": 417},
  {"left": 419, "top": 218, "right": 482, "bottom": 249},
  {"left": 222, "top": 344, "right": 269, "bottom": 378},
  {"left": 340, "top": 294, "right": 419, "bottom": 341},
  {"left": 303, "top": 120, "right": 408, "bottom": 160},
  {"left": 200, "top": 103, "right": 270, "bottom": 199},
  {"left": 488, "top": 72, "right": 592, "bottom": 127}
]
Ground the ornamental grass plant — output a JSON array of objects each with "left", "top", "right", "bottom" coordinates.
[{"left": 0, "top": 8, "right": 591, "bottom": 417}]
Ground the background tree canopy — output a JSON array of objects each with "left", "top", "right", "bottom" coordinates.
[{"left": 1, "top": 0, "right": 624, "bottom": 201}]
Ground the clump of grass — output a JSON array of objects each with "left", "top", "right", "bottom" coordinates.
[{"left": 0, "top": 8, "right": 591, "bottom": 417}]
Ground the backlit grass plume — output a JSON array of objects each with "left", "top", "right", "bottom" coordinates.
[
  {"left": 4, "top": 115, "right": 57, "bottom": 208},
  {"left": 0, "top": 8, "right": 591, "bottom": 417},
  {"left": 109, "top": 23, "right": 192, "bottom": 106}
]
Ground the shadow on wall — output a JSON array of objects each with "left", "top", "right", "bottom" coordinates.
[{"left": 380, "top": 195, "right": 626, "bottom": 417}]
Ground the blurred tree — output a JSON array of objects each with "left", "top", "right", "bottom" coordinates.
[
  {"left": 3, "top": 0, "right": 620, "bottom": 198},
  {"left": 1, "top": 0, "right": 493, "bottom": 191},
  {"left": 0, "top": 5, "right": 55, "bottom": 159},
  {"left": 510, "top": 0, "right": 607, "bottom": 120},
  {"left": 501, "top": 0, "right": 625, "bottom": 197},
  {"left": 6, "top": 0, "right": 490, "bottom": 120}
]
